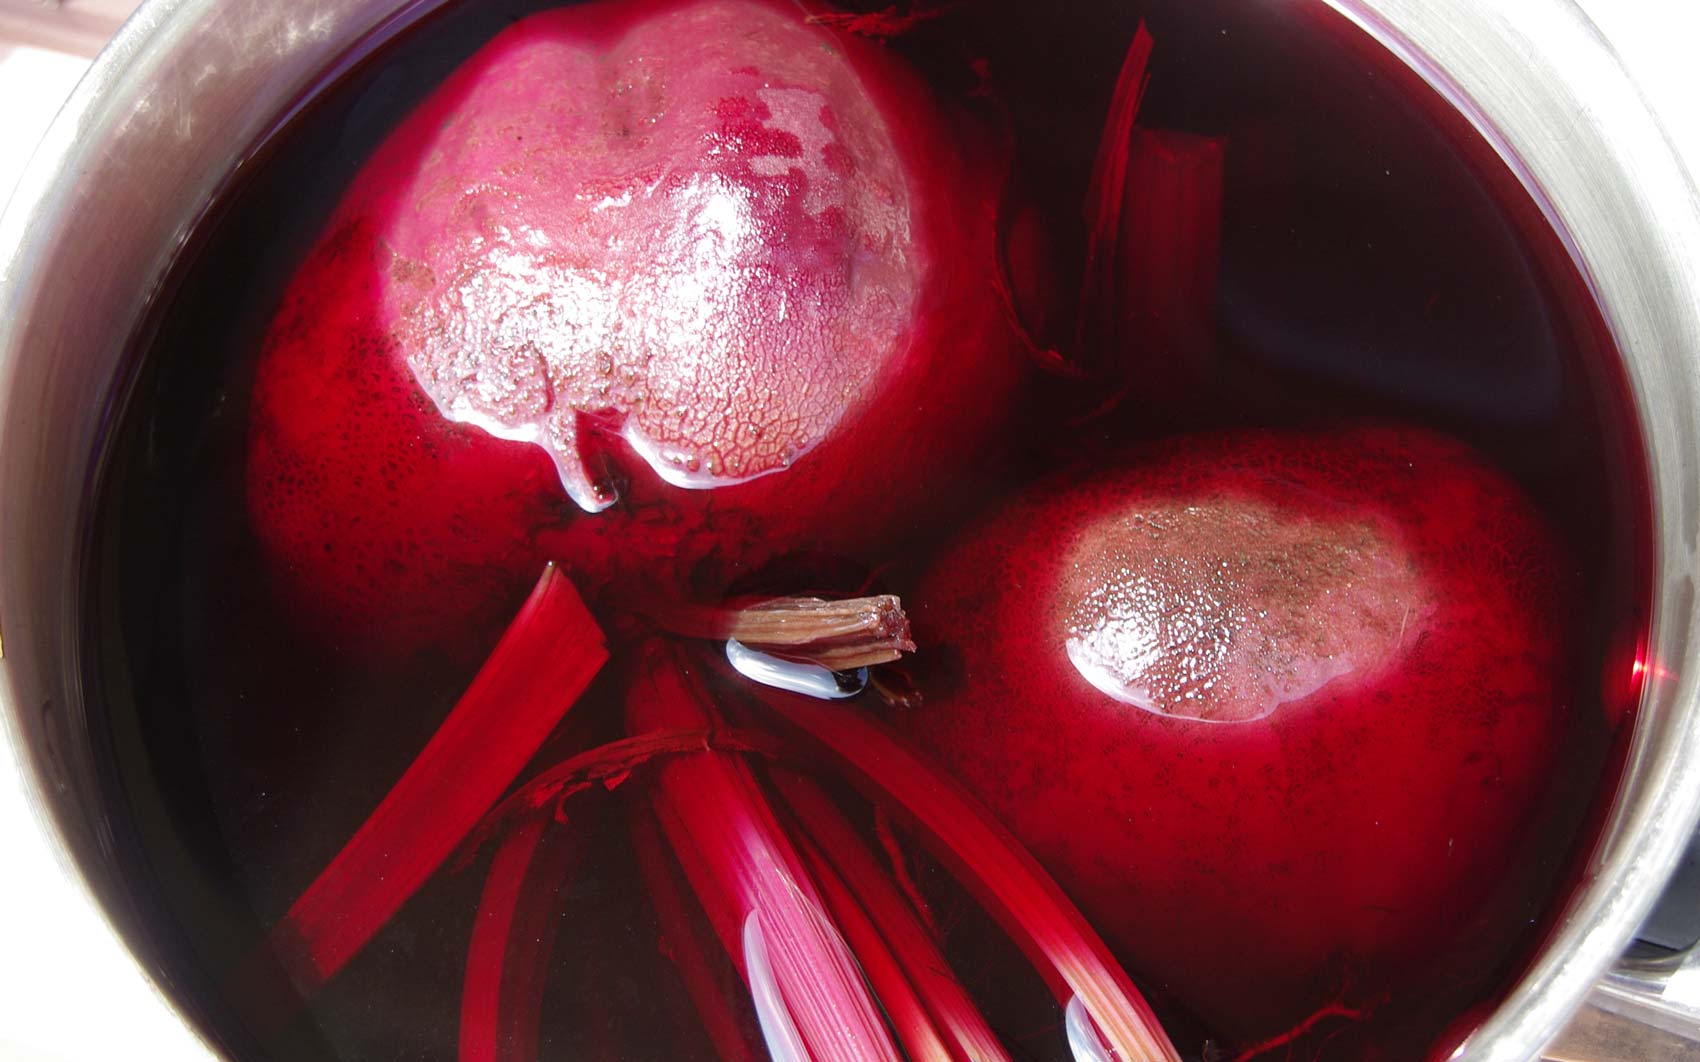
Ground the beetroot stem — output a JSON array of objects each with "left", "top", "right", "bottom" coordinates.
[
  {"left": 460, "top": 815, "right": 577, "bottom": 1062},
  {"left": 270, "top": 564, "right": 608, "bottom": 993},
  {"left": 1115, "top": 127, "right": 1226, "bottom": 405},
  {"left": 1078, "top": 23, "right": 1155, "bottom": 368},
  {"left": 875, "top": 806, "right": 938, "bottom": 933},
  {"left": 650, "top": 594, "right": 916, "bottom": 671},
  {"left": 774, "top": 770, "right": 1013, "bottom": 1062},
  {"left": 631, "top": 810, "right": 765, "bottom": 1062},
  {"left": 626, "top": 639, "right": 903, "bottom": 1062},
  {"left": 739, "top": 674, "right": 1181, "bottom": 1062}
]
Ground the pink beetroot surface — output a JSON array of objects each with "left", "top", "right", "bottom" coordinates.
[
  {"left": 900, "top": 423, "right": 1575, "bottom": 1047},
  {"left": 247, "top": 0, "right": 1019, "bottom": 655}
]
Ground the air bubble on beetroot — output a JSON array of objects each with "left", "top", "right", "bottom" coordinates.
[
  {"left": 727, "top": 639, "right": 869, "bottom": 700},
  {"left": 1065, "top": 995, "right": 1116, "bottom": 1062},
  {"left": 743, "top": 912, "right": 810, "bottom": 1062},
  {"left": 1061, "top": 499, "right": 1436, "bottom": 722}
]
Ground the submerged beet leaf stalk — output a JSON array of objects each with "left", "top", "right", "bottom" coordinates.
[
  {"left": 267, "top": 565, "right": 607, "bottom": 996},
  {"left": 254, "top": 574, "right": 1177, "bottom": 1059},
  {"left": 773, "top": 769, "right": 1012, "bottom": 1062},
  {"left": 733, "top": 652, "right": 1182, "bottom": 1062},
  {"left": 625, "top": 638, "right": 904, "bottom": 1062},
  {"left": 632, "top": 811, "right": 766, "bottom": 1062},
  {"left": 461, "top": 815, "right": 578, "bottom": 1062},
  {"left": 594, "top": 633, "right": 1178, "bottom": 1061}
]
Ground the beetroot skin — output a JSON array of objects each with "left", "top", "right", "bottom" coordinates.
[
  {"left": 900, "top": 424, "right": 1575, "bottom": 1045},
  {"left": 247, "top": 0, "right": 1021, "bottom": 654}
]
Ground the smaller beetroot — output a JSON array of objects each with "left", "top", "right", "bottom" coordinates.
[{"left": 901, "top": 424, "right": 1575, "bottom": 1048}]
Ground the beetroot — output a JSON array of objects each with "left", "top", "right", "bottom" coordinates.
[
  {"left": 899, "top": 424, "right": 1575, "bottom": 1046},
  {"left": 246, "top": 0, "right": 1021, "bottom": 654}
]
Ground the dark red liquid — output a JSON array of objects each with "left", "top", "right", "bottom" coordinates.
[{"left": 82, "top": 0, "right": 1651, "bottom": 1059}]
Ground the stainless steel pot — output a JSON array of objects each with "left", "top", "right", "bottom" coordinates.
[{"left": 2, "top": 0, "right": 1697, "bottom": 1057}]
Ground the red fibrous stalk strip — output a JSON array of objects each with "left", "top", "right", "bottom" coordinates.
[
  {"left": 1229, "top": 1000, "right": 1378, "bottom": 1062},
  {"left": 875, "top": 806, "right": 937, "bottom": 934},
  {"left": 739, "top": 673, "right": 1181, "bottom": 1062},
  {"left": 1115, "top": 127, "right": 1227, "bottom": 405},
  {"left": 791, "top": 828, "right": 953, "bottom": 1061},
  {"left": 804, "top": 1, "right": 964, "bottom": 38},
  {"left": 460, "top": 814, "right": 577, "bottom": 1062},
  {"left": 625, "top": 639, "right": 903, "bottom": 1062},
  {"left": 269, "top": 565, "right": 608, "bottom": 993},
  {"left": 773, "top": 770, "right": 1012, "bottom": 1062},
  {"left": 646, "top": 594, "right": 917, "bottom": 671},
  {"left": 468, "top": 726, "right": 786, "bottom": 857},
  {"left": 631, "top": 810, "right": 764, "bottom": 1062},
  {"left": 1078, "top": 23, "right": 1155, "bottom": 369}
]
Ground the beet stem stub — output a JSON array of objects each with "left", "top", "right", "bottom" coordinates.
[
  {"left": 267, "top": 564, "right": 607, "bottom": 995},
  {"left": 656, "top": 594, "right": 917, "bottom": 671}
]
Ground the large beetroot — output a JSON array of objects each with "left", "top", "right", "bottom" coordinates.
[
  {"left": 899, "top": 424, "right": 1575, "bottom": 1048},
  {"left": 247, "top": 0, "right": 1021, "bottom": 655}
]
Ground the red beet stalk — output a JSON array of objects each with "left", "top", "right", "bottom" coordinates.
[
  {"left": 1078, "top": 23, "right": 1155, "bottom": 369},
  {"left": 740, "top": 676, "right": 1180, "bottom": 1062},
  {"left": 789, "top": 826, "right": 955, "bottom": 1062},
  {"left": 1115, "top": 127, "right": 1226, "bottom": 403},
  {"left": 270, "top": 565, "right": 607, "bottom": 992},
  {"left": 625, "top": 640, "right": 903, "bottom": 1062},
  {"left": 460, "top": 814, "right": 578, "bottom": 1062},
  {"left": 773, "top": 770, "right": 1012, "bottom": 1062},
  {"left": 470, "top": 727, "right": 786, "bottom": 852},
  {"left": 631, "top": 810, "right": 765, "bottom": 1062}
]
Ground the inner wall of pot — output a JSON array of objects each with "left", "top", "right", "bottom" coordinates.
[{"left": 72, "top": 0, "right": 1655, "bottom": 1059}]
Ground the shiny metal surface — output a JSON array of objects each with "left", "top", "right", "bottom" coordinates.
[
  {"left": 1318, "top": 2, "right": 1700, "bottom": 1057},
  {"left": 0, "top": 0, "right": 1696, "bottom": 1058},
  {"left": 0, "top": 0, "right": 452, "bottom": 1054}
]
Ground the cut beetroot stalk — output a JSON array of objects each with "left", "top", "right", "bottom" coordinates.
[
  {"left": 774, "top": 770, "right": 1013, "bottom": 1062},
  {"left": 625, "top": 639, "right": 903, "bottom": 1062},
  {"left": 631, "top": 810, "right": 764, "bottom": 1062},
  {"left": 1078, "top": 24, "right": 1155, "bottom": 370},
  {"left": 648, "top": 594, "right": 917, "bottom": 671},
  {"left": 737, "top": 673, "right": 1180, "bottom": 1062},
  {"left": 460, "top": 815, "right": 578, "bottom": 1062},
  {"left": 270, "top": 565, "right": 608, "bottom": 993},
  {"left": 1115, "top": 127, "right": 1227, "bottom": 406}
]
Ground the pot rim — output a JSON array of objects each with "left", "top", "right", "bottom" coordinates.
[
  {"left": 1319, "top": 0, "right": 1700, "bottom": 1055},
  {"left": 3, "top": 0, "right": 1699, "bottom": 1058}
]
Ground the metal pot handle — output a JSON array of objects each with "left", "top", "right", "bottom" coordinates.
[{"left": 1544, "top": 832, "right": 1700, "bottom": 1060}]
